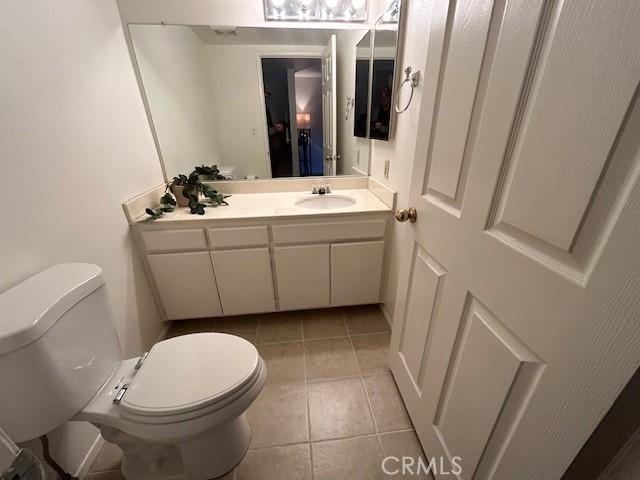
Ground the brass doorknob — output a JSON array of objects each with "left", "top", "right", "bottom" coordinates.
[{"left": 395, "top": 207, "right": 417, "bottom": 223}]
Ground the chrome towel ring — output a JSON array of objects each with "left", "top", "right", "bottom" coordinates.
[{"left": 395, "top": 66, "right": 421, "bottom": 113}]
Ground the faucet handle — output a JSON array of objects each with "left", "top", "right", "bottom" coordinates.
[
  {"left": 325, "top": 184, "right": 332, "bottom": 193},
  {"left": 312, "top": 184, "right": 319, "bottom": 194}
]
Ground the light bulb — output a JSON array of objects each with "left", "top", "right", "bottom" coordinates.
[
  {"left": 325, "top": 0, "right": 340, "bottom": 11},
  {"left": 271, "top": 0, "right": 286, "bottom": 8},
  {"left": 350, "top": 0, "right": 365, "bottom": 9},
  {"left": 298, "top": 0, "right": 313, "bottom": 10}
]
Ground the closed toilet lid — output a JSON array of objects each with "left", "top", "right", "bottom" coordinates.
[{"left": 120, "top": 333, "right": 260, "bottom": 417}]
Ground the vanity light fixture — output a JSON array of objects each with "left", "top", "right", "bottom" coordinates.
[{"left": 264, "top": 0, "right": 367, "bottom": 21}]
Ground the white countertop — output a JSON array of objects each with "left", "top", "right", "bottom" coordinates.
[{"left": 133, "top": 189, "right": 391, "bottom": 224}]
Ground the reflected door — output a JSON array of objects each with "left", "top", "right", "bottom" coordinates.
[
  {"left": 389, "top": 0, "right": 640, "bottom": 479},
  {"left": 322, "top": 34, "right": 337, "bottom": 176}
]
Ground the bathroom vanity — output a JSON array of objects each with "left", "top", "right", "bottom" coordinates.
[{"left": 124, "top": 180, "right": 394, "bottom": 321}]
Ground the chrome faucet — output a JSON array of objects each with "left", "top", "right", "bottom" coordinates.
[{"left": 312, "top": 184, "right": 332, "bottom": 195}]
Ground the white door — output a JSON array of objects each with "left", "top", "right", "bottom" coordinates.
[
  {"left": 322, "top": 34, "right": 337, "bottom": 176},
  {"left": 287, "top": 67, "right": 301, "bottom": 177},
  {"left": 389, "top": 1, "right": 640, "bottom": 479}
]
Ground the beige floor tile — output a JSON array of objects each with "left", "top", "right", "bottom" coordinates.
[
  {"left": 379, "top": 430, "right": 430, "bottom": 479},
  {"left": 215, "top": 315, "right": 259, "bottom": 343},
  {"left": 166, "top": 318, "right": 215, "bottom": 338},
  {"left": 257, "top": 312, "right": 303, "bottom": 343},
  {"left": 89, "top": 442, "right": 122, "bottom": 472},
  {"left": 247, "top": 383, "right": 308, "bottom": 448},
  {"left": 344, "top": 305, "right": 390, "bottom": 335},
  {"left": 308, "top": 378, "right": 375, "bottom": 441},
  {"left": 304, "top": 337, "right": 359, "bottom": 381},
  {"left": 302, "top": 309, "right": 348, "bottom": 339},
  {"left": 258, "top": 342, "right": 305, "bottom": 384},
  {"left": 364, "top": 374, "right": 412, "bottom": 432},
  {"left": 351, "top": 333, "right": 391, "bottom": 376},
  {"left": 236, "top": 444, "right": 311, "bottom": 480},
  {"left": 85, "top": 471, "right": 124, "bottom": 480},
  {"left": 312, "top": 435, "right": 386, "bottom": 480}
]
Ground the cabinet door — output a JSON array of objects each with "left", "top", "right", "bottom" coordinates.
[
  {"left": 331, "top": 241, "right": 385, "bottom": 306},
  {"left": 147, "top": 251, "right": 222, "bottom": 320},
  {"left": 210, "top": 248, "right": 275, "bottom": 315},
  {"left": 274, "top": 244, "right": 330, "bottom": 310}
]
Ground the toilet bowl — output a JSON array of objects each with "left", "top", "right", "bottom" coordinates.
[{"left": 0, "top": 264, "right": 266, "bottom": 480}]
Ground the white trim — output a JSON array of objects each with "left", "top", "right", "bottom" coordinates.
[
  {"left": 74, "top": 434, "right": 104, "bottom": 479},
  {"left": 378, "top": 302, "right": 393, "bottom": 330}
]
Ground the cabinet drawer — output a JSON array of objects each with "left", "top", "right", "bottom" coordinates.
[
  {"left": 207, "top": 226, "right": 269, "bottom": 249},
  {"left": 272, "top": 220, "right": 386, "bottom": 244},
  {"left": 141, "top": 229, "right": 206, "bottom": 252}
]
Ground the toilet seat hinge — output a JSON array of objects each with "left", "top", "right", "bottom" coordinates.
[{"left": 113, "top": 384, "right": 129, "bottom": 405}]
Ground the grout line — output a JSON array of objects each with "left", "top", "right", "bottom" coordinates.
[
  {"left": 301, "top": 321, "right": 315, "bottom": 480},
  {"left": 345, "top": 323, "right": 389, "bottom": 460}
]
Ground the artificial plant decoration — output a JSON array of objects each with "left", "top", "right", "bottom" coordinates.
[
  {"left": 145, "top": 193, "right": 177, "bottom": 220},
  {"left": 164, "top": 170, "right": 230, "bottom": 215},
  {"left": 193, "top": 164, "right": 227, "bottom": 180}
]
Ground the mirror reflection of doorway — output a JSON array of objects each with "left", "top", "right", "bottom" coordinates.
[{"left": 261, "top": 58, "right": 323, "bottom": 177}]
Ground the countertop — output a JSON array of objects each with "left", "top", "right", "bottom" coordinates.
[{"left": 133, "top": 189, "right": 391, "bottom": 225}]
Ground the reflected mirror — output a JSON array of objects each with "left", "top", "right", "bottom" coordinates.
[
  {"left": 353, "top": 31, "right": 371, "bottom": 139},
  {"left": 371, "top": 0, "right": 403, "bottom": 141},
  {"left": 128, "top": 25, "right": 371, "bottom": 180}
]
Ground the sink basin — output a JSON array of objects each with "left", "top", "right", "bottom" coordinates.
[{"left": 295, "top": 194, "right": 356, "bottom": 210}]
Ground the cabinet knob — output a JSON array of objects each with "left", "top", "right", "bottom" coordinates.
[{"left": 395, "top": 207, "right": 417, "bottom": 223}]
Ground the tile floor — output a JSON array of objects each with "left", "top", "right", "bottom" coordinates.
[{"left": 87, "top": 305, "right": 427, "bottom": 480}]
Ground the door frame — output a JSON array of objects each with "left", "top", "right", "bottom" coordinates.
[{"left": 256, "top": 52, "right": 323, "bottom": 179}]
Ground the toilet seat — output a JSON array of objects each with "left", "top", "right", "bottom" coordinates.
[{"left": 120, "top": 333, "right": 260, "bottom": 421}]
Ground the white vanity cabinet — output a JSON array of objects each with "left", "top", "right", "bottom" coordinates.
[{"left": 135, "top": 213, "right": 389, "bottom": 320}]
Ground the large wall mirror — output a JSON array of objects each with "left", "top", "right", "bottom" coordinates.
[{"left": 128, "top": 25, "right": 373, "bottom": 181}]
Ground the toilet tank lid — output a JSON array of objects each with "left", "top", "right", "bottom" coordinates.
[{"left": 0, "top": 263, "right": 105, "bottom": 355}]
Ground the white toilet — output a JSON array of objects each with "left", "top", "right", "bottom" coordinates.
[{"left": 0, "top": 263, "right": 266, "bottom": 480}]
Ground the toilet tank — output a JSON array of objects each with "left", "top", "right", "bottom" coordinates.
[{"left": 0, "top": 264, "right": 121, "bottom": 442}]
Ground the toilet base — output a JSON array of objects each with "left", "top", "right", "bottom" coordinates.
[{"left": 98, "top": 414, "right": 251, "bottom": 480}]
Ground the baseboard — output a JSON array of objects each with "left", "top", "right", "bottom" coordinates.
[
  {"left": 74, "top": 434, "right": 104, "bottom": 479},
  {"left": 379, "top": 303, "right": 393, "bottom": 330}
]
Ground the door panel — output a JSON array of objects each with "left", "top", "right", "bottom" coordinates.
[
  {"left": 274, "top": 244, "right": 330, "bottom": 310},
  {"left": 210, "top": 248, "right": 275, "bottom": 315},
  {"left": 331, "top": 241, "right": 384, "bottom": 306},
  {"left": 389, "top": 0, "right": 640, "bottom": 479},
  {"left": 397, "top": 246, "right": 446, "bottom": 391},
  {"left": 147, "top": 251, "right": 222, "bottom": 320}
]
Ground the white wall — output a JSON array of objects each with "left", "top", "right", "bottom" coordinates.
[
  {"left": 368, "top": 0, "right": 433, "bottom": 321},
  {"left": 130, "top": 25, "right": 221, "bottom": 177},
  {"left": 1, "top": 0, "right": 165, "bottom": 475},
  {"left": 336, "top": 29, "right": 372, "bottom": 175},
  {"left": 206, "top": 44, "right": 324, "bottom": 179}
]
